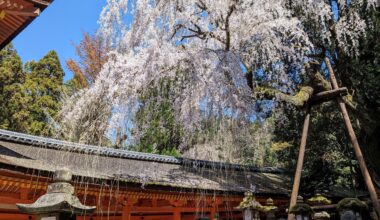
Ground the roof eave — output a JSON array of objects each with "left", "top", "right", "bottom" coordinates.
[{"left": 0, "top": 0, "right": 54, "bottom": 50}]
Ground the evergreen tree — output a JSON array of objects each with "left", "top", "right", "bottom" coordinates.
[
  {"left": 22, "top": 50, "right": 64, "bottom": 136},
  {"left": 132, "top": 77, "right": 183, "bottom": 156},
  {"left": 0, "top": 44, "right": 26, "bottom": 131},
  {"left": 335, "top": 10, "right": 380, "bottom": 176}
]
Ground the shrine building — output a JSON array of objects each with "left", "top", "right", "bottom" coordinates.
[
  {"left": 0, "top": 129, "right": 291, "bottom": 220},
  {"left": 0, "top": 1, "right": 291, "bottom": 219}
]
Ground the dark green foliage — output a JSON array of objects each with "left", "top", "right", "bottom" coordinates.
[
  {"left": 334, "top": 10, "right": 380, "bottom": 175},
  {"left": 22, "top": 51, "right": 64, "bottom": 136},
  {"left": 0, "top": 44, "right": 25, "bottom": 131},
  {"left": 274, "top": 103, "right": 358, "bottom": 194},
  {"left": 132, "top": 77, "right": 183, "bottom": 156},
  {"left": 0, "top": 45, "right": 64, "bottom": 136}
]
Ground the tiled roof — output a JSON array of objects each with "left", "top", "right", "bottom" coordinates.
[{"left": 0, "top": 129, "right": 290, "bottom": 195}]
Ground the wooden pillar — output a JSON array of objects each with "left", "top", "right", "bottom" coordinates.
[
  {"left": 173, "top": 207, "right": 181, "bottom": 220},
  {"left": 288, "top": 108, "right": 311, "bottom": 220},
  {"left": 324, "top": 57, "right": 380, "bottom": 219},
  {"left": 170, "top": 200, "right": 184, "bottom": 220},
  {"left": 209, "top": 198, "right": 222, "bottom": 220},
  {"left": 122, "top": 198, "right": 137, "bottom": 220},
  {"left": 210, "top": 206, "right": 216, "bottom": 220},
  {"left": 122, "top": 206, "right": 131, "bottom": 220}
]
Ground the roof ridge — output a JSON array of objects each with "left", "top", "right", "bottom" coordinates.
[{"left": 0, "top": 129, "right": 285, "bottom": 173}]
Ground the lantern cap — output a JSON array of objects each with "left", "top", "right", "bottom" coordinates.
[
  {"left": 289, "top": 195, "right": 312, "bottom": 214},
  {"left": 261, "top": 197, "right": 278, "bottom": 213},
  {"left": 307, "top": 193, "right": 331, "bottom": 205},
  {"left": 266, "top": 198, "right": 274, "bottom": 206},
  {"left": 337, "top": 198, "right": 368, "bottom": 212},
  {"left": 236, "top": 190, "right": 263, "bottom": 211},
  {"left": 314, "top": 211, "right": 330, "bottom": 219},
  {"left": 16, "top": 169, "right": 96, "bottom": 215}
]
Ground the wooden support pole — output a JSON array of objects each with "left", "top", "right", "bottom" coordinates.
[
  {"left": 288, "top": 108, "right": 311, "bottom": 220},
  {"left": 310, "top": 87, "right": 348, "bottom": 103},
  {"left": 324, "top": 57, "right": 380, "bottom": 219},
  {"left": 311, "top": 199, "right": 380, "bottom": 211}
]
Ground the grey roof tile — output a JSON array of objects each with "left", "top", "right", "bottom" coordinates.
[{"left": 0, "top": 129, "right": 290, "bottom": 195}]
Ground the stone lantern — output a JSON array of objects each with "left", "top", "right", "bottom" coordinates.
[
  {"left": 17, "top": 168, "right": 96, "bottom": 220},
  {"left": 261, "top": 198, "right": 277, "bottom": 220},
  {"left": 289, "top": 196, "right": 312, "bottom": 220},
  {"left": 336, "top": 198, "right": 368, "bottom": 220},
  {"left": 236, "top": 191, "right": 263, "bottom": 220},
  {"left": 307, "top": 193, "right": 331, "bottom": 220}
]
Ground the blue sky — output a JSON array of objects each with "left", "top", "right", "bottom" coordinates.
[{"left": 13, "top": 0, "right": 106, "bottom": 81}]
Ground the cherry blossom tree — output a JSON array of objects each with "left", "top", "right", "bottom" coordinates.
[{"left": 58, "top": 0, "right": 378, "bottom": 154}]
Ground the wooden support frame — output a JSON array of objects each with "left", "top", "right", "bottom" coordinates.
[
  {"left": 310, "top": 87, "right": 348, "bottom": 103},
  {"left": 311, "top": 199, "right": 380, "bottom": 212},
  {"left": 288, "top": 57, "right": 380, "bottom": 220},
  {"left": 325, "top": 58, "right": 380, "bottom": 219}
]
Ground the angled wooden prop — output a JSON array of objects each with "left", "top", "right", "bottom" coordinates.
[
  {"left": 288, "top": 58, "right": 380, "bottom": 220},
  {"left": 324, "top": 58, "right": 380, "bottom": 218},
  {"left": 288, "top": 107, "right": 311, "bottom": 220}
]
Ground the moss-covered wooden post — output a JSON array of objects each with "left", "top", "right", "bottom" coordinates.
[
  {"left": 16, "top": 168, "right": 96, "bottom": 220},
  {"left": 307, "top": 194, "right": 331, "bottom": 220},
  {"left": 337, "top": 198, "right": 368, "bottom": 220},
  {"left": 289, "top": 196, "right": 312, "bottom": 220}
]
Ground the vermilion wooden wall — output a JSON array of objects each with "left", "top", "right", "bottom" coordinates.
[{"left": 0, "top": 170, "right": 288, "bottom": 220}]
